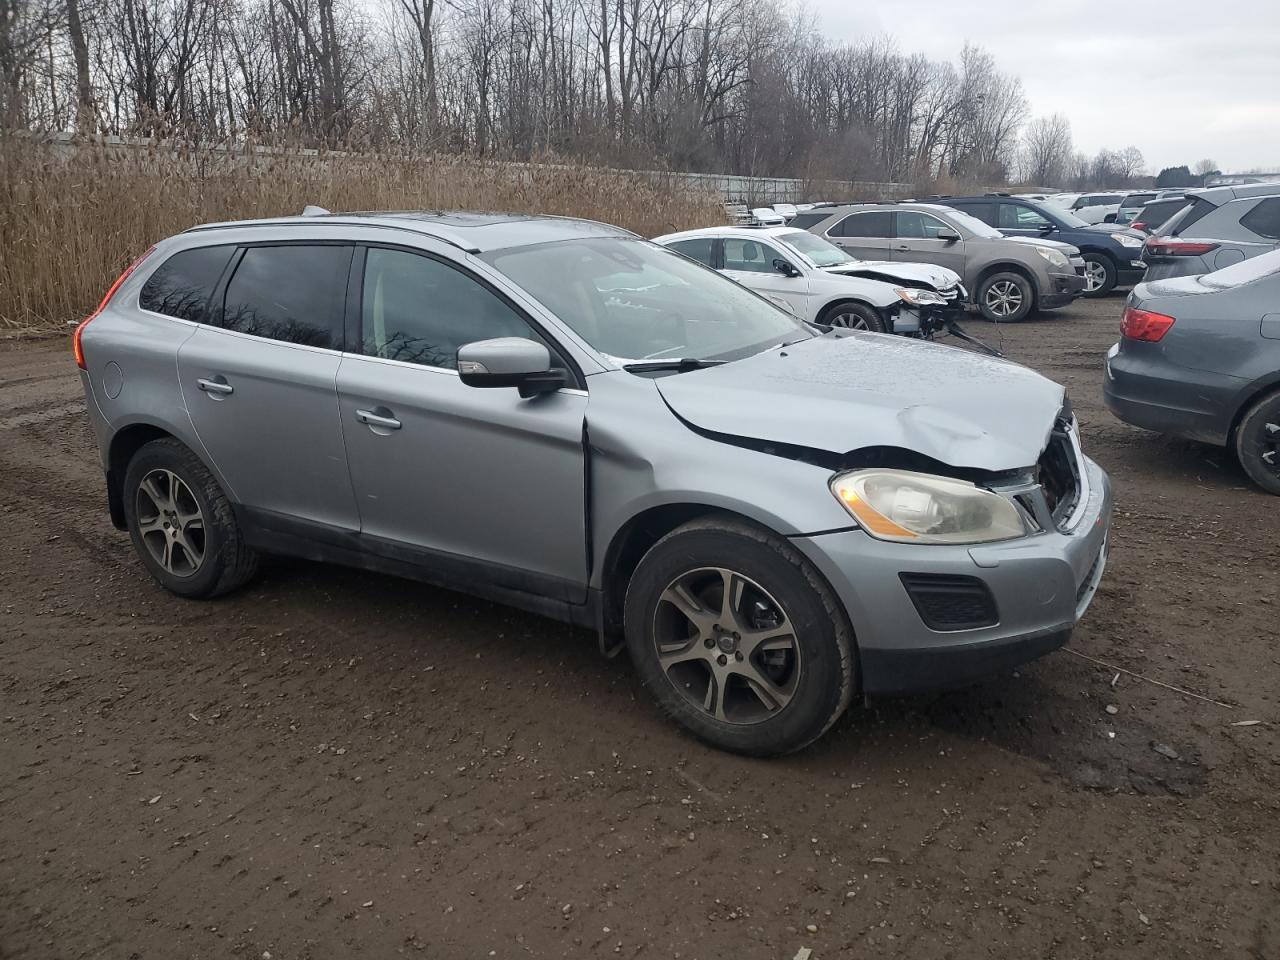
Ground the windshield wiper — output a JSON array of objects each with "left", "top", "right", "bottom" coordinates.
[{"left": 623, "top": 358, "right": 727, "bottom": 373}]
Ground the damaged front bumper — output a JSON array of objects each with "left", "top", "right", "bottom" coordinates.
[{"left": 791, "top": 455, "right": 1112, "bottom": 695}]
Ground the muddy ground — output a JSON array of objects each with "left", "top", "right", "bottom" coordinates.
[{"left": 1, "top": 295, "right": 1278, "bottom": 960}]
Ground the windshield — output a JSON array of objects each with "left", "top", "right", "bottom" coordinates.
[
  {"left": 482, "top": 238, "right": 810, "bottom": 364},
  {"left": 1046, "top": 205, "right": 1089, "bottom": 228},
  {"left": 779, "top": 230, "right": 853, "bottom": 267},
  {"left": 945, "top": 209, "right": 1004, "bottom": 239}
]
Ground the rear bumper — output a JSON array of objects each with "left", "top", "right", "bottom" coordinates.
[
  {"left": 792, "top": 458, "right": 1112, "bottom": 695},
  {"left": 1103, "top": 341, "right": 1241, "bottom": 445}
]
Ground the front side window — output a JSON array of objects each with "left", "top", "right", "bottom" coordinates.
[
  {"left": 483, "top": 238, "right": 808, "bottom": 364},
  {"left": 723, "top": 238, "right": 787, "bottom": 273},
  {"left": 830, "top": 211, "right": 892, "bottom": 238},
  {"left": 999, "top": 204, "right": 1053, "bottom": 230},
  {"left": 361, "top": 247, "right": 537, "bottom": 368},
  {"left": 139, "top": 245, "right": 235, "bottom": 323},
  {"left": 221, "top": 245, "right": 351, "bottom": 349},
  {"left": 668, "top": 237, "right": 715, "bottom": 266},
  {"left": 895, "top": 211, "right": 951, "bottom": 239}
]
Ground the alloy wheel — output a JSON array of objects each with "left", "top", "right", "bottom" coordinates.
[
  {"left": 984, "top": 280, "right": 1024, "bottom": 319},
  {"left": 829, "top": 311, "right": 870, "bottom": 330},
  {"left": 135, "top": 469, "right": 205, "bottom": 577},
  {"left": 1260, "top": 421, "right": 1280, "bottom": 475},
  {"left": 1083, "top": 259, "right": 1108, "bottom": 293},
  {"left": 652, "top": 567, "right": 801, "bottom": 724}
]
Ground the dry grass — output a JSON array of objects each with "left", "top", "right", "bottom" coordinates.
[{"left": 0, "top": 136, "right": 724, "bottom": 331}]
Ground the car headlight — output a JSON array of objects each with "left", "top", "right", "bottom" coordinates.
[
  {"left": 1112, "top": 234, "right": 1143, "bottom": 248},
  {"left": 894, "top": 287, "right": 948, "bottom": 306},
  {"left": 830, "top": 469, "right": 1027, "bottom": 545},
  {"left": 1031, "top": 246, "right": 1071, "bottom": 270}
]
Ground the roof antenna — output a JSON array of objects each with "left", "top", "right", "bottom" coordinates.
[{"left": 301, "top": 205, "right": 331, "bottom": 217}]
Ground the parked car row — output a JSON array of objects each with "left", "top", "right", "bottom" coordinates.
[{"left": 73, "top": 208, "right": 1113, "bottom": 755}]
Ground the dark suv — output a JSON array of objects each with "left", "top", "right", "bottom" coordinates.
[{"left": 943, "top": 195, "right": 1148, "bottom": 297}]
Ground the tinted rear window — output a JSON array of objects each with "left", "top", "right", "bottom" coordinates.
[
  {"left": 1137, "top": 199, "right": 1187, "bottom": 227},
  {"left": 139, "top": 245, "right": 234, "bottom": 323},
  {"left": 1166, "top": 197, "right": 1214, "bottom": 236},
  {"left": 221, "top": 245, "right": 352, "bottom": 349},
  {"left": 788, "top": 212, "right": 829, "bottom": 230},
  {"left": 667, "top": 237, "right": 715, "bottom": 265},
  {"left": 830, "top": 211, "right": 892, "bottom": 237},
  {"left": 1240, "top": 197, "right": 1280, "bottom": 240}
]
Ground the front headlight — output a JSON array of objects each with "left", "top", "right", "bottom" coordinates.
[
  {"left": 1112, "top": 233, "right": 1143, "bottom": 248},
  {"left": 894, "top": 287, "right": 948, "bottom": 306},
  {"left": 830, "top": 469, "right": 1027, "bottom": 545},
  {"left": 1032, "top": 246, "right": 1071, "bottom": 270}
]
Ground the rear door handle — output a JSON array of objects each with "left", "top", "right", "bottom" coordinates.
[
  {"left": 355, "top": 408, "right": 402, "bottom": 431},
  {"left": 197, "top": 376, "right": 234, "bottom": 396}
]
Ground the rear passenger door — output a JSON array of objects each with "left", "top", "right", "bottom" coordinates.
[
  {"left": 824, "top": 211, "right": 894, "bottom": 260},
  {"left": 176, "top": 242, "right": 360, "bottom": 532},
  {"left": 720, "top": 237, "right": 810, "bottom": 317},
  {"left": 336, "top": 244, "right": 589, "bottom": 602}
]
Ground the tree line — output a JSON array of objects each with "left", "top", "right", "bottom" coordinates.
[{"left": 3, "top": 0, "right": 1149, "bottom": 189}]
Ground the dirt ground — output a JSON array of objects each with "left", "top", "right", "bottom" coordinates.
[{"left": 2, "top": 295, "right": 1278, "bottom": 960}]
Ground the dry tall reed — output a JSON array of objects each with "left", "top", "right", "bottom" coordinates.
[{"left": 0, "top": 136, "right": 724, "bottom": 331}]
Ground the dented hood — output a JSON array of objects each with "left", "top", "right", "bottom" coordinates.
[
  {"left": 654, "top": 334, "right": 1064, "bottom": 472},
  {"left": 824, "top": 260, "right": 960, "bottom": 290}
]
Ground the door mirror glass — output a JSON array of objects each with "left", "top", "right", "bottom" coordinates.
[
  {"left": 457, "top": 337, "right": 565, "bottom": 397},
  {"left": 772, "top": 258, "right": 799, "bottom": 277}
]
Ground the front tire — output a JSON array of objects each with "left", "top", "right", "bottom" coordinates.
[
  {"left": 976, "top": 271, "right": 1034, "bottom": 322},
  {"left": 1234, "top": 390, "right": 1280, "bottom": 495},
  {"left": 623, "top": 517, "right": 855, "bottom": 756},
  {"left": 818, "top": 301, "right": 888, "bottom": 333},
  {"left": 122, "top": 438, "right": 259, "bottom": 598},
  {"left": 1081, "top": 253, "right": 1117, "bottom": 297}
]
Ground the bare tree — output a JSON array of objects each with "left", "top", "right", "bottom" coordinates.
[{"left": 1019, "top": 113, "right": 1072, "bottom": 186}]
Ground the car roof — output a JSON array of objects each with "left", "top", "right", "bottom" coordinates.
[
  {"left": 656, "top": 225, "right": 806, "bottom": 241},
  {"left": 184, "top": 210, "right": 636, "bottom": 253}
]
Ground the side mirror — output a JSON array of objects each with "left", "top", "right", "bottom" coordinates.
[
  {"left": 457, "top": 337, "right": 566, "bottom": 398},
  {"left": 935, "top": 231, "right": 961, "bottom": 243},
  {"left": 773, "top": 258, "right": 800, "bottom": 278},
  {"left": 1103, "top": 213, "right": 1117, "bottom": 224},
  {"left": 1038, "top": 223, "right": 1054, "bottom": 234}
]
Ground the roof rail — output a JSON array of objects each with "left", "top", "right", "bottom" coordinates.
[{"left": 984, "top": 192, "right": 1011, "bottom": 197}]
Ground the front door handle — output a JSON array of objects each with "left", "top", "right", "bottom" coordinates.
[
  {"left": 355, "top": 408, "right": 402, "bottom": 431},
  {"left": 197, "top": 376, "right": 234, "bottom": 396},
  {"left": 893, "top": 244, "right": 910, "bottom": 251}
]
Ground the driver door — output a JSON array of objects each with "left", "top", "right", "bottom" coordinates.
[
  {"left": 996, "top": 202, "right": 1057, "bottom": 239},
  {"left": 720, "top": 237, "right": 810, "bottom": 318}
]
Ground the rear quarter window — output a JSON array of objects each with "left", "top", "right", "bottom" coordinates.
[
  {"left": 1240, "top": 198, "right": 1280, "bottom": 240},
  {"left": 139, "top": 245, "right": 235, "bottom": 322},
  {"left": 830, "top": 211, "right": 892, "bottom": 237}
]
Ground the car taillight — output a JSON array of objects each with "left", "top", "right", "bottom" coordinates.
[
  {"left": 1121, "top": 306, "right": 1175, "bottom": 342},
  {"left": 1143, "top": 237, "right": 1219, "bottom": 257},
  {"left": 74, "top": 246, "right": 155, "bottom": 370},
  {"left": 1130, "top": 221, "right": 1146, "bottom": 233}
]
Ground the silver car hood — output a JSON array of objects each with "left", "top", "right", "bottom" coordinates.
[
  {"left": 1007, "top": 235, "right": 1079, "bottom": 254},
  {"left": 654, "top": 334, "right": 1064, "bottom": 472},
  {"left": 824, "top": 260, "right": 960, "bottom": 289}
]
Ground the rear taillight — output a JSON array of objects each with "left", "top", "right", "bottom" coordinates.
[
  {"left": 1130, "top": 221, "right": 1146, "bottom": 233},
  {"left": 1143, "top": 237, "right": 1219, "bottom": 258},
  {"left": 1121, "top": 306, "right": 1175, "bottom": 342},
  {"left": 74, "top": 246, "right": 155, "bottom": 370}
]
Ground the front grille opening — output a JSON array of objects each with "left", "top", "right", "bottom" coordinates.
[{"left": 899, "top": 573, "right": 999, "bottom": 632}]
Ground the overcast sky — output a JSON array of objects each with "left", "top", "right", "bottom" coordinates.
[{"left": 807, "top": 0, "right": 1280, "bottom": 174}]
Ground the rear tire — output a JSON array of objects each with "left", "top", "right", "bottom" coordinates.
[
  {"left": 976, "top": 272, "right": 1034, "bottom": 323},
  {"left": 1234, "top": 390, "right": 1280, "bottom": 495},
  {"left": 818, "top": 301, "right": 888, "bottom": 333},
  {"left": 122, "top": 438, "right": 259, "bottom": 598},
  {"left": 1081, "top": 253, "right": 1117, "bottom": 297},
  {"left": 623, "top": 517, "right": 855, "bottom": 756}
]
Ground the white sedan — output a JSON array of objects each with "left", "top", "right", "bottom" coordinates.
[{"left": 652, "top": 226, "right": 965, "bottom": 334}]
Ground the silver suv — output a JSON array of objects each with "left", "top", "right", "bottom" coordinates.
[
  {"left": 1140, "top": 182, "right": 1280, "bottom": 280},
  {"left": 801, "top": 203, "right": 1087, "bottom": 322},
  {"left": 75, "top": 211, "right": 1112, "bottom": 755}
]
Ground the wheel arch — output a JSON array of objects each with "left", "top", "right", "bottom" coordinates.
[
  {"left": 975, "top": 261, "right": 1039, "bottom": 307},
  {"left": 816, "top": 297, "right": 893, "bottom": 328},
  {"left": 106, "top": 420, "right": 217, "bottom": 530}
]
